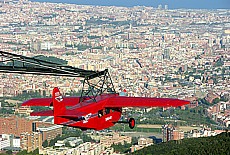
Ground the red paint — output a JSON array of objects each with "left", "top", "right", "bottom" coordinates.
[
  {"left": 22, "top": 87, "right": 190, "bottom": 130},
  {"left": 131, "top": 120, "right": 135, "bottom": 127},
  {"left": 128, "top": 118, "right": 135, "bottom": 129}
]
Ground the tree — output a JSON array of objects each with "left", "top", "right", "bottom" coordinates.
[
  {"left": 16, "top": 150, "right": 27, "bottom": 155},
  {"left": 32, "top": 148, "right": 39, "bottom": 154},
  {"left": 5, "top": 150, "right": 12, "bottom": 155},
  {"left": 131, "top": 132, "right": 230, "bottom": 155},
  {"left": 199, "top": 98, "right": 211, "bottom": 106},
  {"left": 49, "top": 139, "right": 56, "bottom": 147},
  {"left": 65, "top": 141, "right": 71, "bottom": 147},
  {"left": 111, "top": 142, "right": 132, "bottom": 153},
  {"left": 42, "top": 140, "right": 48, "bottom": 148},
  {"left": 220, "top": 95, "right": 229, "bottom": 102},
  {"left": 212, "top": 98, "right": 220, "bottom": 104},
  {"left": 82, "top": 134, "right": 95, "bottom": 142},
  {"left": 132, "top": 137, "right": 138, "bottom": 145},
  {"left": 214, "top": 58, "right": 224, "bottom": 67}
]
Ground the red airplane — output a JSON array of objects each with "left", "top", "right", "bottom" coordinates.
[
  {"left": 21, "top": 87, "right": 189, "bottom": 130},
  {"left": 0, "top": 51, "right": 190, "bottom": 130}
]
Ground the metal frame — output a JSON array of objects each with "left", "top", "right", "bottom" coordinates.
[
  {"left": 80, "top": 69, "right": 116, "bottom": 102},
  {"left": 0, "top": 51, "right": 116, "bottom": 103},
  {"left": 0, "top": 51, "right": 97, "bottom": 77}
]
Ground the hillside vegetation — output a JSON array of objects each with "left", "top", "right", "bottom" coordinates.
[{"left": 131, "top": 132, "right": 230, "bottom": 155}]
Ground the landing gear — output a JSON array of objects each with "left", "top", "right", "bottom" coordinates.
[
  {"left": 117, "top": 117, "right": 135, "bottom": 129},
  {"left": 128, "top": 118, "right": 135, "bottom": 129}
]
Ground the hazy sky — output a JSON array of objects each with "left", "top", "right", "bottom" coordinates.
[{"left": 32, "top": 0, "right": 230, "bottom": 9}]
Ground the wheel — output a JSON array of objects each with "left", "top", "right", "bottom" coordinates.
[{"left": 128, "top": 118, "right": 135, "bottom": 129}]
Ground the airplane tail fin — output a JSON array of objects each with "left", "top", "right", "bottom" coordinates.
[{"left": 52, "top": 87, "right": 66, "bottom": 116}]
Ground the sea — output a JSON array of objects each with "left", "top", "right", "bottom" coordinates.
[{"left": 30, "top": 0, "right": 230, "bottom": 9}]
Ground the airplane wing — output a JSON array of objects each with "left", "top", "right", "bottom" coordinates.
[
  {"left": 30, "top": 110, "right": 54, "bottom": 116},
  {"left": 105, "top": 96, "right": 190, "bottom": 108},
  {"left": 59, "top": 111, "right": 87, "bottom": 119},
  {"left": 22, "top": 98, "right": 52, "bottom": 106},
  {"left": 29, "top": 109, "right": 87, "bottom": 119},
  {"left": 21, "top": 97, "right": 81, "bottom": 107}
]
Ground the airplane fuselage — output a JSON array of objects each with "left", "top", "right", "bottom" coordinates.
[{"left": 55, "top": 94, "right": 122, "bottom": 130}]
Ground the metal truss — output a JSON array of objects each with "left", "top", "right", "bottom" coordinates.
[
  {"left": 80, "top": 69, "right": 116, "bottom": 102},
  {"left": 0, "top": 51, "right": 97, "bottom": 77},
  {"left": 0, "top": 51, "right": 116, "bottom": 103}
]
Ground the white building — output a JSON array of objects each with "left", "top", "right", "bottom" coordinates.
[
  {"left": 55, "top": 137, "right": 83, "bottom": 147},
  {"left": 0, "top": 134, "right": 11, "bottom": 150},
  {"left": 40, "top": 42, "right": 53, "bottom": 50},
  {"left": 55, "top": 140, "right": 65, "bottom": 147},
  {"left": 40, "top": 142, "right": 108, "bottom": 155},
  {"left": 13, "top": 138, "right": 21, "bottom": 148}
]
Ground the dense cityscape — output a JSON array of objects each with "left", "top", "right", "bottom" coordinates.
[{"left": 0, "top": 0, "right": 229, "bottom": 154}]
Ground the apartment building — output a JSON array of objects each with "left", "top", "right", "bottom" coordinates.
[{"left": 20, "top": 132, "right": 42, "bottom": 152}]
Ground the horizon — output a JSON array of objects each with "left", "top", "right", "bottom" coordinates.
[{"left": 30, "top": 0, "right": 230, "bottom": 9}]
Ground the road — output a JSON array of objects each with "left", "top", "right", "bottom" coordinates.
[
  {"left": 137, "top": 124, "right": 202, "bottom": 132},
  {"left": 120, "top": 131, "right": 162, "bottom": 139}
]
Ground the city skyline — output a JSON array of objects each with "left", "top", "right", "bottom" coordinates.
[
  {"left": 31, "top": 0, "right": 230, "bottom": 9},
  {"left": 0, "top": 0, "right": 229, "bottom": 154}
]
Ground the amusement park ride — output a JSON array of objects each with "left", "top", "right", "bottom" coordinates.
[{"left": 0, "top": 51, "right": 189, "bottom": 130}]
